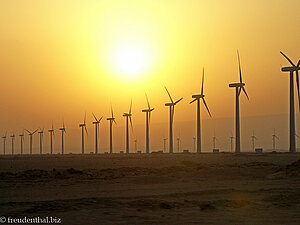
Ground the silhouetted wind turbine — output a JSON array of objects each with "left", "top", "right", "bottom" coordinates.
[
  {"left": 123, "top": 101, "right": 133, "bottom": 154},
  {"left": 190, "top": 68, "right": 212, "bottom": 153},
  {"left": 142, "top": 94, "right": 154, "bottom": 153},
  {"left": 164, "top": 87, "right": 183, "bottom": 153},
  {"left": 229, "top": 51, "right": 249, "bottom": 153},
  {"left": 272, "top": 129, "right": 279, "bottom": 151},
  {"left": 38, "top": 128, "right": 44, "bottom": 155},
  {"left": 280, "top": 51, "right": 300, "bottom": 152},
  {"left": 163, "top": 137, "right": 167, "bottom": 153},
  {"left": 19, "top": 131, "right": 24, "bottom": 155},
  {"left": 25, "top": 129, "right": 38, "bottom": 154},
  {"left": 107, "top": 105, "right": 116, "bottom": 154},
  {"left": 212, "top": 133, "right": 218, "bottom": 150},
  {"left": 2, "top": 133, "right": 6, "bottom": 155},
  {"left": 92, "top": 113, "right": 102, "bottom": 154},
  {"left": 79, "top": 113, "right": 88, "bottom": 154},
  {"left": 48, "top": 123, "right": 54, "bottom": 154},
  {"left": 251, "top": 131, "right": 257, "bottom": 152},
  {"left": 59, "top": 120, "right": 66, "bottom": 154},
  {"left": 10, "top": 134, "right": 15, "bottom": 155}
]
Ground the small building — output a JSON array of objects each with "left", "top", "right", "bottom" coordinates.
[
  {"left": 137, "top": 150, "right": 142, "bottom": 154},
  {"left": 183, "top": 149, "right": 189, "bottom": 153},
  {"left": 255, "top": 148, "right": 263, "bottom": 153},
  {"left": 213, "top": 149, "right": 219, "bottom": 153},
  {"left": 120, "top": 151, "right": 124, "bottom": 154}
]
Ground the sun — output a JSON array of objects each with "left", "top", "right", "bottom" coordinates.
[{"left": 111, "top": 44, "right": 150, "bottom": 80}]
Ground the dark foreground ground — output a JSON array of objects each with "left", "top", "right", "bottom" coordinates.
[{"left": 1, "top": 153, "right": 300, "bottom": 225}]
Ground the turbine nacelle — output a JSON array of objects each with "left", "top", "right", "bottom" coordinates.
[
  {"left": 281, "top": 66, "right": 300, "bottom": 72},
  {"left": 229, "top": 82, "right": 245, "bottom": 88},
  {"left": 142, "top": 108, "right": 154, "bottom": 112},
  {"left": 123, "top": 113, "right": 132, "bottom": 117},
  {"left": 192, "top": 94, "right": 205, "bottom": 99}
]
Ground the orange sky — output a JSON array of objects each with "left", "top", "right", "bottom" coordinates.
[{"left": 0, "top": 0, "right": 299, "bottom": 153}]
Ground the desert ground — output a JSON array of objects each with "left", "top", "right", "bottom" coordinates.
[{"left": 1, "top": 153, "right": 300, "bottom": 225}]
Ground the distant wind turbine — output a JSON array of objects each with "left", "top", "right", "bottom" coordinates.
[
  {"left": 142, "top": 94, "right": 154, "bottom": 153},
  {"left": 123, "top": 101, "right": 133, "bottom": 154},
  {"left": 19, "top": 131, "right": 24, "bottom": 155},
  {"left": 163, "top": 137, "right": 167, "bottom": 153},
  {"left": 107, "top": 105, "right": 116, "bottom": 154},
  {"left": 212, "top": 133, "right": 218, "bottom": 150},
  {"left": 79, "top": 113, "right": 88, "bottom": 154},
  {"left": 10, "top": 134, "right": 15, "bottom": 155},
  {"left": 38, "top": 128, "right": 44, "bottom": 154},
  {"left": 272, "top": 129, "right": 279, "bottom": 151},
  {"left": 177, "top": 133, "right": 181, "bottom": 153},
  {"left": 280, "top": 51, "right": 300, "bottom": 152},
  {"left": 48, "top": 123, "right": 54, "bottom": 154},
  {"left": 59, "top": 120, "right": 66, "bottom": 154},
  {"left": 164, "top": 87, "right": 183, "bottom": 153},
  {"left": 251, "top": 131, "right": 257, "bottom": 152},
  {"left": 92, "top": 113, "right": 102, "bottom": 154},
  {"left": 25, "top": 129, "right": 38, "bottom": 154},
  {"left": 230, "top": 131, "right": 234, "bottom": 152},
  {"left": 229, "top": 50, "right": 249, "bottom": 153},
  {"left": 190, "top": 68, "right": 212, "bottom": 153},
  {"left": 2, "top": 133, "right": 6, "bottom": 155}
]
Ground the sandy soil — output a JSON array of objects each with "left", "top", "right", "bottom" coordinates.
[{"left": 1, "top": 153, "right": 300, "bottom": 225}]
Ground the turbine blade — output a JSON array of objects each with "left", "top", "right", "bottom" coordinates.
[
  {"left": 171, "top": 106, "right": 175, "bottom": 124},
  {"left": 84, "top": 112, "right": 86, "bottom": 124},
  {"left": 129, "top": 100, "right": 132, "bottom": 114},
  {"left": 149, "top": 111, "right": 151, "bottom": 123},
  {"left": 113, "top": 119, "right": 117, "bottom": 125},
  {"left": 92, "top": 112, "right": 98, "bottom": 122},
  {"left": 280, "top": 51, "right": 296, "bottom": 66},
  {"left": 242, "top": 87, "right": 249, "bottom": 100},
  {"left": 201, "top": 67, "right": 204, "bottom": 95},
  {"left": 175, "top": 97, "right": 183, "bottom": 104},
  {"left": 32, "top": 129, "right": 38, "bottom": 135},
  {"left": 202, "top": 98, "right": 212, "bottom": 117},
  {"left": 145, "top": 93, "right": 151, "bottom": 109},
  {"left": 189, "top": 98, "right": 197, "bottom": 104},
  {"left": 237, "top": 50, "right": 243, "bottom": 83},
  {"left": 129, "top": 116, "right": 133, "bottom": 133},
  {"left": 85, "top": 126, "right": 88, "bottom": 135},
  {"left": 165, "top": 86, "right": 174, "bottom": 103},
  {"left": 25, "top": 129, "right": 30, "bottom": 134},
  {"left": 297, "top": 60, "right": 300, "bottom": 67},
  {"left": 296, "top": 70, "right": 300, "bottom": 111},
  {"left": 99, "top": 116, "right": 103, "bottom": 122},
  {"left": 111, "top": 104, "right": 114, "bottom": 118}
]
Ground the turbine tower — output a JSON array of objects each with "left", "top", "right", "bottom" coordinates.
[
  {"left": 142, "top": 94, "right": 154, "bottom": 154},
  {"left": 229, "top": 51, "right": 249, "bottom": 153},
  {"left": 38, "top": 128, "right": 44, "bottom": 155},
  {"left": 59, "top": 120, "right": 66, "bottom": 154},
  {"left": 25, "top": 129, "right": 38, "bottom": 154},
  {"left": 48, "top": 123, "right": 54, "bottom": 154},
  {"left": 19, "top": 132, "right": 24, "bottom": 155},
  {"left": 280, "top": 51, "right": 300, "bottom": 152},
  {"left": 79, "top": 113, "right": 88, "bottom": 154},
  {"left": 177, "top": 135, "right": 181, "bottom": 152},
  {"left": 10, "top": 134, "right": 15, "bottom": 155},
  {"left": 123, "top": 101, "right": 133, "bottom": 154},
  {"left": 272, "top": 129, "right": 279, "bottom": 151},
  {"left": 164, "top": 87, "right": 183, "bottom": 153},
  {"left": 251, "top": 131, "right": 257, "bottom": 152},
  {"left": 92, "top": 113, "right": 103, "bottom": 154},
  {"left": 107, "top": 105, "right": 116, "bottom": 154},
  {"left": 212, "top": 133, "right": 217, "bottom": 150},
  {"left": 163, "top": 137, "right": 167, "bottom": 153},
  {"left": 2, "top": 133, "right": 6, "bottom": 155},
  {"left": 190, "top": 68, "right": 212, "bottom": 153}
]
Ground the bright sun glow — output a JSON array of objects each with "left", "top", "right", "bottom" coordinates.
[{"left": 111, "top": 44, "right": 150, "bottom": 80}]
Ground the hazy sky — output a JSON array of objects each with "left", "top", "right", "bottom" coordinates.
[{"left": 0, "top": 0, "right": 299, "bottom": 153}]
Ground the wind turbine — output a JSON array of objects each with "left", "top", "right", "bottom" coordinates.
[
  {"left": 2, "top": 133, "right": 6, "bottom": 155},
  {"left": 164, "top": 87, "right": 183, "bottom": 153},
  {"left": 272, "top": 129, "right": 279, "bottom": 151},
  {"left": 190, "top": 68, "right": 212, "bottom": 153},
  {"left": 107, "top": 105, "right": 116, "bottom": 154},
  {"left": 19, "top": 132, "right": 24, "bottom": 155},
  {"left": 142, "top": 94, "right": 154, "bottom": 153},
  {"left": 123, "top": 101, "right": 133, "bottom": 154},
  {"left": 38, "top": 128, "right": 44, "bottom": 155},
  {"left": 25, "top": 129, "right": 38, "bottom": 154},
  {"left": 79, "top": 113, "right": 88, "bottom": 154},
  {"left": 230, "top": 131, "right": 234, "bottom": 152},
  {"left": 10, "top": 134, "right": 15, "bottom": 155},
  {"left": 163, "top": 137, "right": 167, "bottom": 153},
  {"left": 92, "top": 113, "right": 102, "bottom": 154},
  {"left": 59, "top": 120, "right": 66, "bottom": 154},
  {"left": 229, "top": 51, "right": 249, "bottom": 153},
  {"left": 212, "top": 133, "right": 218, "bottom": 150},
  {"left": 280, "top": 51, "right": 300, "bottom": 152},
  {"left": 177, "top": 135, "right": 181, "bottom": 153},
  {"left": 48, "top": 123, "right": 54, "bottom": 154},
  {"left": 251, "top": 131, "right": 257, "bottom": 152}
]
